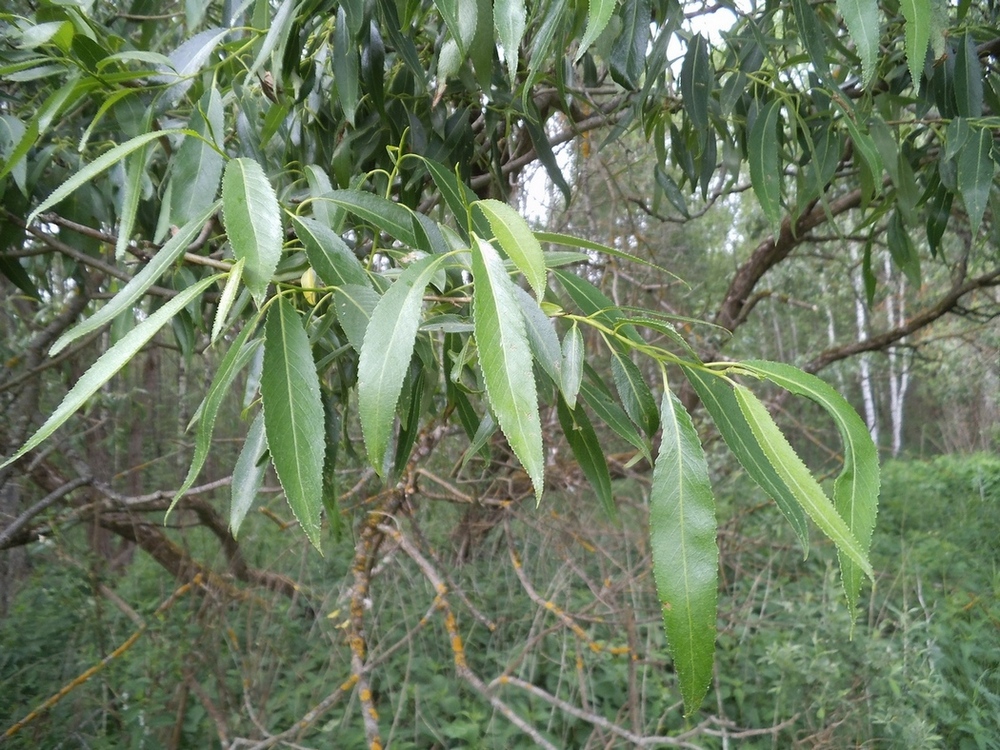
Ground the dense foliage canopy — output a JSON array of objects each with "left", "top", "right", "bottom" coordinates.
[{"left": 1, "top": 0, "right": 998, "bottom": 743}]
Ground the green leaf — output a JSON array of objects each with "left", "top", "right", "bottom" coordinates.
[
  {"left": 169, "top": 315, "right": 262, "bottom": 516},
  {"left": 358, "top": 255, "right": 449, "bottom": 474},
  {"left": 610, "top": 349, "right": 659, "bottom": 437},
  {"left": 682, "top": 366, "right": 810, "bottom": 551},
  {"left": 742, "top": 360, "right": 879, "bottom": 613},
  {"left": 557, "top": 398, "right": 615, "bottom": 520},
  {"left": 475, "top": 199, "right": 546, "bottom": 299},
  {"left": 247, "top": 0, "right": 296, "bottom": 80},
  {"left": 212, "top": 257, "right": 245, "bottom": 343},
  {"left": 50, "top": 201, "right": 221, "bottom": 356},
  {"left": 561, "top": 322, "right": 584, "bottom": 409},
  {"left": 1, "top": 276, "right": 220, "bottom": 471},
  {"left": 552, "top": 268, "right": 642, "bottom": 346},
  {"left": 886, "top": 209, "right": 921, "bottom": 287},
  {"left": 734, "top": 385, "right": 873, "bottom": 578},
  {"left": 472, "top": 236, "right": 544, "bottom": 501},
  {"left": 334, "top": 284, "right": 381, "bottom": 353},
  {"left": 322, "top": 189, "right": 419, "bottom": 248},
  {"left": 230, "top": 410, "right": 268, "bottom": 538},
  {"left": 304, "top": 165, "right": 344, "bottom": 230},
  {"left": 650, "top": 389, "right": 718, "bottom": 716},
  {"left": 291, "top": 215, "right": 370, "bottom": 289},
  {"left": 261, "top": 297, "right": 325, "bottom": 551},
  {"left": 115, "top": 141, "right": 149, "bottom": 261},
  {"left": 836, "top": 0, "right": 880, "bottom": 87},
  {"left": 537, "top": 233, "right": 675, "bottom": 278},
  {"left": 957, "top": 127, "right": 995, "bottom": 236},
  {"left": 900, "top": 0, "right": 931, "bottom": 89},
  {"left": 170, "top": 86, "right": 224, "bottom": 229},
  {"left": 222, "top": 157, "right": 283, "bottom": 305},
  {"left": 579, "top": 369, "right": 652, "bottom": 462},
  {"left": 576, "top": 0, "right": 617, "bottom": 62},
  {"left": 680, "top": 34, "right": 712, "bottom": 136},
  {"left": 494, "top": 0, "right": 526, "bottom": 80},
  {"left": 954, "top": 32, "right": 983, "bottom": 118},
  {"left": 513, "top": 285, "right": 562, "bottom": 386},
  {"left": 334, "top": 6, "right": 360, "bottom": 125},
  {"left": 793, "top": 0, "right": 832, "bottom": 82},
  {"left": 834, "top": 101, "right": 883, "bottom": 204},
  {"left": 748, "top": 99, "right": 783, "bottom": 232},
  {"left": 609, "top": 0, "right": 649, "bottom": 90},
  {"left": 27, "top": 130, "right": 178, "bottom": 226}
]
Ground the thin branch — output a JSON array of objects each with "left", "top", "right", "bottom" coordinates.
[{"left": 0, "top": 475, "right": 92, "bottom": 548}]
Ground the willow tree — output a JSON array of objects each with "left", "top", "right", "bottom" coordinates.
[{"left": 1, "top": 0, "right": 997, "bottom": 743}]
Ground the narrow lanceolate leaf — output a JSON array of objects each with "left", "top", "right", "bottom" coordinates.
[
  {"left": 322, "top": 189, "right": 419, "bottom": 247},
  {"left": 561, "top": 322, "right": 584, "bottom": 409},
  {"left": 743, "top": 360, "right": 879, "bottom": 613},
  {"left": 116, "top": 144, "right": 148, "bottom": 260},
  {"left": 1, "top": 276, "right": 220, "bottom": 471},
  {"left": 651, "top": 390, "right": 718, "bottom": 716},
  {"left": 513, "top": 285, "right": 562, "bottom": 386},
  {"left": 793, "top": 0, "right": 832, "bottom": 82},
  {"left": 610, "top": 349, "right": 659, "bottom": 437},
  {"left": 576, "top": 0, "right": 618, "bottom": 62},
  {"left": 358, "top": 255, "right": 449, "bottom": 474},
  {"left": 223, "top": 157, "right": 283, "bottom": 304},
  {"left": 334, "top": 284, "right": 382, "bottom": 353},
  {"left": 682, "top": 366, "right": 810, "bottom": 551},
  {"left": 609, "top": 0, "right": 650, "bottom": 90},
  {"left": 475, "top": 199, "right": 546, "bottom": 299},
  {"left": 579, "top": 372, "right": 652, "bottom": 463},
  {"left": 261, "top": 297, "right": 325, "bottom": 551},
  {"left": 734, "top": 385, "right": 873, "bottom": 578},
  {"left": 51, "top": 201, "right": 220, "bottom": 356},
  {"left": 291, "top": 215, "right": 370, "bottom": 289},
  {"left": 230, "top": 410, "right": 267, "bottom": 538},
  {"left": 557, "top": 398, "right": 615, "bottom": 520},
  {"left": 749, "top": 99, "right": 783, "bottom": 233},
  {"left": 494, "top": 0, "right": 526, "bottom": 80},
  {"left": 836, "top": 0, "right": 880, "bottom": 88},
  {"left": 334, "top": 6, "right": 360, "bottom": 125},
  {"left": 954, "top": 32, "right": 983, "bottom": 118},
  {"left": 211, "top": 257, "right": 245, "bottom": 343},
  {"left": 304, "top": 165, "right": 343, "bottom": 230},
  {"left": 472, "top": 236, "right": 544, "bottom": 501},
  {"left": 170, "top": 86, "right": 225, "bottom": 228},
  {"left": 957, "top": 127, "right": 995, "bottom": 236},
  {"left": 28, "top": 130, "right": 179, "bottom": 225},
  {"left": 900, "top": 0, "right": 931, "bottom": 89},
  {"left": 680, "top": 34, "right": 712, "bottom": 136},
  {"left": 169, "top": 317, "right": 262, "bottom": 517}
]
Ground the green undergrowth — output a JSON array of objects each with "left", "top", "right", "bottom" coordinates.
[{"left": 1, "top": 453, "right": 998, "bottom": 747}]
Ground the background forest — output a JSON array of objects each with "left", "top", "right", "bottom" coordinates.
[{"left": 1, "top": 0, "right": 999, "bottom": 747}]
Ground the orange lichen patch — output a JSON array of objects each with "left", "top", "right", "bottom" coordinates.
[
  {"left": 340, "top": 674, "right": 360, "bottom": 692},
  {"left": 608, "top": 646, "right": 632, "bottom": 657}
]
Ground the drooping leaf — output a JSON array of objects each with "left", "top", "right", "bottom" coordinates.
[
  {"left": 886, "top": 209, "right": 921, "bottom": 287},
  {"left": 334, "top": 6, "right": 360, "bottom": 125},
  {"left": 212, "top": 257, "right": 246, "bottom": 343},
  {"left": 358, "top": 255, "right": 449, "bottom": 474},
  {"left": 793, "top": 0, "right": 832, "bottom": 82},
  {"left": 291, "top": 215, "right": 370, "bottom": 289},
  {"left": 610, "top": 349, "right": 659, "bottom": 437},
  {"left": 334, "top": 283, "right": 382, "bottom": 353},
  {"left": 494, "top": 0, "right": 526, "bottom": 80},
  {"left": 836, "top": 0, "right": 880, "bottom": 87},
  {"left": 471, "top": 236, "right": 544, "bottom": 500},
  {"left": 650, "top": 389, "right": 718, "bottom": 716},
  {"left": 576, "top": 0, "right": 617, "bottom": 62},
  {"left": 1, "top": 276, "right": 220, "bottom": 471},
  {"left": 957, "top": 126, "right": 995, "bottom": 236},
  {"left": 51, "top": 201, "right": 221, "bottom": 356},
  {"left": 609, "top": 0, "right": 650, "bottom": 89},
  {"left": 954, "top": 31, "right": 983, "bottom": 118},
  {"left": 680, "top": 34, "right": 712, "bottom": 137},
  {"left": 743, "top": 360, "right": 879, "bottom": 614},
  {"left": 748, "top": 98, "right": 783, "bottom": 232},
  {"left": 557, "top": 397, "right": 615, "bottom": 520},
  {"left": 561, "top": 322, "right": 584, "bottom": 409},
  {"left": 222, "top": 157, "right": 283, "bottom": 305},
  {"left": 230, "top": 410, "right": 268, "bottom": 538},
  {"left": 322, "top": 189, "right": 419, "bottom": 248},
  {"left": 734, "top": 384, "right": 873, "bottom": 578},
  {"left": 475, "top": 199, "right": 546, "bottom": 299},
  {"left": 27, "top": 130, "right": 180, "bottom": 225},
  {"left": 513, "top": 285, "right": 562, "bottom": 386},
  {"left": 682, "top": 366, "right": 810, "bottom": 551},
  {"left": 261, "top": 297, "right": 325, "bottom": 551},
  {"left": 900, "top": 0, "right": 931, "bottom": 89},
  {"left": 304, "top": 165, "right": 343, "bottom": 229},
  {"left": 170, "top": 86, "right": 224, "bottom": 229},
  {"left": 169, "top": 315, "right": 262, "bottom": 516},
  {"left": 579, "top": 369, "right": 652, "bottom": 462}
]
